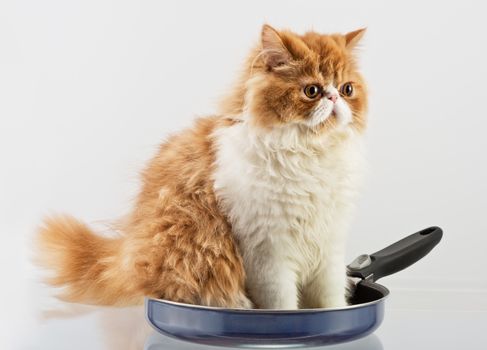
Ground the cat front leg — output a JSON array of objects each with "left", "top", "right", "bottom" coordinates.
[
  {"left": 301, "top": 261, "right": 348, "bottom": 309},
  {"left": 246, "top": 262, "right": 299, "bottom": 309}
]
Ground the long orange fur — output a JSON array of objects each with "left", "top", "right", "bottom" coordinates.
[{"left": 37, "top": 25, "right": 367, "bottom": 308}]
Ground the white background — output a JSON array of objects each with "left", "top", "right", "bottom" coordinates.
[{"left": 1, "top": 0, "right": 486, "bottom": 349}]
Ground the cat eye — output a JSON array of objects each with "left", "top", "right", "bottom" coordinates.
[
  {"left": 340, "top": 82, "right": 354, "bottom": 97},
  {"left": 304, "top": 84, "right": 322, "bottom": 99}
]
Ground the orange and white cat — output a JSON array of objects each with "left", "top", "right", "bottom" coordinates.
[{"left": 37, "top": 25, "right": 368, "bottom": 309}]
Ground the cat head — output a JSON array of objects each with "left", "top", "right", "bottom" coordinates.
[{"left": 222, "top": 25, "right": 368, "bottom": 136}]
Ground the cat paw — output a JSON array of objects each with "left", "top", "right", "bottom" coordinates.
[{"left": 234, "top": 292, "right": 254, "bottom": 309}]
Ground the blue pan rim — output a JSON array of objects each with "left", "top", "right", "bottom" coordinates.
[{"left": 145, "top": 281, "right": 390, "bottom": 313}]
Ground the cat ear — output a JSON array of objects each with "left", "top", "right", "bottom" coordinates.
[
  {"left": 261, "top": 24, "right": 292, "bottom": 69},
  {"left": 344, "top": 28, "right": 366, "bottom": 49}
]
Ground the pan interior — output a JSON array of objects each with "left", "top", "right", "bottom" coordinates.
[
  {"left": 349, "top": 281, "right": 389, "bottom": 305},
  {"left": 147, "top": 281, "right": 389, "bottom": 314}
]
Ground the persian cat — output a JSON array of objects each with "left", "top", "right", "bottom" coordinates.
[{"left": 37, "top": 25, "right": 367, "bottom": 309}]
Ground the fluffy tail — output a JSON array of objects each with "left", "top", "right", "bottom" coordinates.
[{"left": 36, "top": 216, "right": 143, "bottom": 306}]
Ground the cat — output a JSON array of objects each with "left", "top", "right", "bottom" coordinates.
[{"left": 37, "top": 24, "right": 367, "bottom": 310}]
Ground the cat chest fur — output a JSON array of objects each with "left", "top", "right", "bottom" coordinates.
[{"left": 212, "top": 121, "right": 363, "bottom": 284}]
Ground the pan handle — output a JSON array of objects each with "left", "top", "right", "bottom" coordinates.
[{"left": 347, "top": 226, "right": 443, "bottom": 282}]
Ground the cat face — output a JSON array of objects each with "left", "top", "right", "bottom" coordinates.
[{"left": 245, "top": 25, "right": 367, "bottom": 134}]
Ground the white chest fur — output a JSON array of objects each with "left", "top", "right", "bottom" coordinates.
[{"left": 212, "top": 121, "right": 364, "bottom": 309}]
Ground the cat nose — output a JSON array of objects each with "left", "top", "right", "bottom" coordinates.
[{"left": 326, "top": 93, "right": 338, "bottom": 103}]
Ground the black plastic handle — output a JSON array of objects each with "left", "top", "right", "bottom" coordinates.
[{"left": 348, "top": 226, "right": 443, "bottom": 282}]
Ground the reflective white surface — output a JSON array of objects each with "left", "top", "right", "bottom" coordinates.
[
  {"left": 144, "top": 332, "right": 383, "bottom": 350},
  {"left": 15, "top": 298, "right": 487, "bottom": 350}
]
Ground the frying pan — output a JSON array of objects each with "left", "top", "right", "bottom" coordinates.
[{"left": 146, "top": 226, "right": 442, "bottom": 348}]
